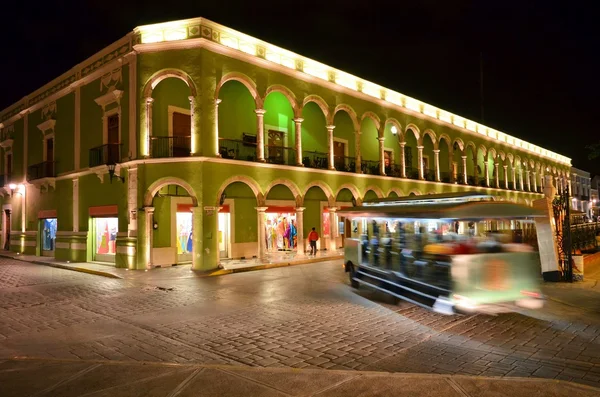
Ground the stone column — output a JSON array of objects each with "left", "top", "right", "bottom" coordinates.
[
  {"left": 473, "top": 154, "right": 479, "bottom": 185},
  {"left": 503, "top": 165, "right": 509, "bottom": 189},
  {"left": 256, "top": 207, "right": 268, "bottom": 259},
  {"left": 433, "top": 149, "right": 441, "bottom": 182},
  {"left": 127, "top": 167, "right": 138, "bottom": 237},
  {"left": 72, "top": 178, "right": 79, "bottom": 232},
  {"left": 495, "top": 163, "right": 500, "bottom": 188},
  {"left": 484, "top": 162, "right": 489, "bottom": 187},
  {"left": 295, "top": 207, "right": 305, "bottom": 254},
  {"left": 329, "top": 207, "right": 338, "bottom": 252},
  {"left": 255, "top": 109, "right": 266, "bottom": 162},
  {"left": 188, "top": 95, "right": 198, "bottom": 155},
  {"left": 144, "top": 207, "right": 155, "bottom": 268},
  {"left": 355, "top": 131, "right": 362, "bottom": 173},
  {"left": 400, "top": 142, "right": 407, "bottom": 178},
  {"left": 526, "top": 170, "right": 531, "bottom": 191},
  {"left": 294, "top": 118, "right": 304, "bottom": 166},
  {"left": 326, "top": 125, "right": 335, "bottom": 170},
  {"left": 145, "top": 97, "right": 154, "bottom": 157},
  {"left": 519, "top": 169, "right": 524, "bottom": 191},
  {"left": 417, "top": 146, "right": 424, "bottom": 180},
  {"left": 512, "top": 168, "right": 517, "bottom": 190},
  {"left": 533, "top": 172, "right": 538, "bottom": 192},
  {"left": 461, "top": 156, "right": 468, "bottom": 184},
  {"left": 378, "top": 137, "right": 386, "bottom": 175},
  {"left": 214, "top": 99, "right": 222, "bottom": 157}
]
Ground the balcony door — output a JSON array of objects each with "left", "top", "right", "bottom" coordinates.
[
  {"left": 172, "top": 112, "right": 191, "bottom": 157},
  {"left": 266, "top": 130, "right": 284, "bottom": 163},
  {"left": 107, "top": 114, "right": 119, "bottom": 164}
]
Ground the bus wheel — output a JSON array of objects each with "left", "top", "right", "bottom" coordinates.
[{"left": 348, "top": 263, "right": 359, "bottom": 289}]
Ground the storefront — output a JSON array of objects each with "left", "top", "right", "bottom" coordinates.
[
  {"left": 90, "top": 205, "right": 118, "bottom": 264},
  {"left": 218, "top": 205, "right": 231, "bottom": 259},
  {"left": 38, "top": 210, "right": 57, "bottom": 257},
  {"left": 264, "top": 207, "right": 297, "bottom": 252},
  {"left": 176, "top": 204, "right": 193, "bottom": 262}
]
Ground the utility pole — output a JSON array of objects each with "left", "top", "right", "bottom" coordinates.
[{"left": 480, "top": 52, "right": 485, "bottom": 123}]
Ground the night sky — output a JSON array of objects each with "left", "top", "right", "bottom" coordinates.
[{"left": 1, "top": 1, "right": 598, "bottom": 175}]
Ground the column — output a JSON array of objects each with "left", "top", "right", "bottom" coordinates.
[
  {"left": 503, "top": 165, "right": 509, "bottom": 189},
  {"left": 294, "top": 118, "right": 304, "bottom": 166},
  {"left": 473, "top": 154, "right": 479, "bottom": 185},
  {"left": 295, "top": 207, "right": 305, "bottom": 254},
  {"left": 461, "top": 156, "right": 468, "bottom": 184},
  {"left": 417, "top": 146, "right": 424, "bottom": 180},
  {"left": 127, "top": 167, "right": 138, "bottom": 236},
  {"left": 512, "top": 168, "right": 517, "bottom": 190},
  {"left": 191, "top": 207, "right": 204, "bottom": 270},
  {"left": 433, "top": 149, "right": 440, "bottom": 182},
  {"left": 255, "top": 109, "right": 266, "bottom": 162},
  {"left": 188, "top": 95, "right": 198, "bottom": 155},
  {"left": 72, "top": 178, "right": 79, "bottom": 232},
  {"left": 494, "top": 163, "right": 500, "bottom": 188},
  {"left": 144, "top": 207, "right": 155, "bottom": 268},
  {"left": 484, "top": 162, "right": 489, "bottom": 187},
  {"left": 214, "top": 99, "right": 222, "bottom": 157},
  {"left": 533, "top": 172, "right": 538, "bottom": 192},
  {"left": 355, "top": 131, "right": 362, "bottom": 173},
  {"left": 400, "top": 142, "right": 407, "bottom": 178},
  {"left": 329, "top": 207, "right": 338, "bottom": 252},
  {"left": 145, "top": 97, "right": 154, "bottom": 157},
  {"left": 256, "top": 207, "right": 268, "bottom": 259},
  {"left": 326, "top": 125, "right": 335, "bottom": 170},
  {"left": 378, "top": 137, "right": 386, "bottom": 175},
  {"left": 519, "top": 169, "right": 524, "bottom": 191},
  {"left": 526, "top": 170, "right": 531, "bottom": 191}
]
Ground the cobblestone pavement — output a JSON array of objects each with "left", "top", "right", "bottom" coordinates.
[{"left": 1, "top": 257, "right": 600, "bottom": 388}]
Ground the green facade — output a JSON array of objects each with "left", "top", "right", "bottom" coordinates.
[{"left": 0, "top": 18, "right": 571, "bottom": 271}]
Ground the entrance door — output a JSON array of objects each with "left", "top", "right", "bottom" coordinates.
[
  {"left": 176, "top": 211, "right": 193, "bottom": 263},
  {"left": 172, "top": 112, "right": 191, "bottom": 157},
  {"left": 218, "top": 212, "right": 230, "bottom": 258},
  {"left": 334, "top": 141, "right": 345, "bottom": 169},
  {"left": 267, "top": 130, "right": 284, "bottom": 163},
  {"left": 107, "top": 114, "right": 120, "bottom": 163},
  {"left": 93, "top": 217, "right": 118, "bottom": 264},
  {"left": 3, "top": 210, "right": 10, "bottom": 251},
  {"left": 41, "top": 218, "right": 57, "bottom": 257}
]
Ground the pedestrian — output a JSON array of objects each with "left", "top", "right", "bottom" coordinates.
[{"left": 308, "top": 227, "right": 319, "bottom": 255}]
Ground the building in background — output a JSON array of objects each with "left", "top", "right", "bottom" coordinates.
[
  {"left": 570, "top": 167, "right": 591, "bottom": 215},
  {"left": 0, "top": 17, "right": 573, "bottom": 270}
]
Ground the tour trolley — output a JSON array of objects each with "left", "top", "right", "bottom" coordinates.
[{"left": 339, "top": 193, "right": 546, "bottom": 315}]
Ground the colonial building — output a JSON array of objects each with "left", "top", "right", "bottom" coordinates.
[
  {"left": 0, "top": 17, "right": 572, "bottom": 270},
  {"left": 570, "top": 167, "right": 591, "bottom": 214}
]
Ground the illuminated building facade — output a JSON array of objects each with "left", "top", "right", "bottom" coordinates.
[{"left": 0, "top": 17, "right": 572, "bottom": 270}]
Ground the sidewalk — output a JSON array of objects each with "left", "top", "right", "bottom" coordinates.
[
  {"left": 1, "top": 358, "right": 597, "bottom": 397},
  {"left": 0, "top": 250, "right": 342, "bottom": 280}
]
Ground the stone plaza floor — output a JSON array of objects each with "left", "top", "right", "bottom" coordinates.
[{"left": 1, "top": 256, "right": 600, "bottom": 395}]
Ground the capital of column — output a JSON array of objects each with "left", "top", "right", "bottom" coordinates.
[
  {"left": 378, "top": 137, "right": 385, "bottom": 142},
  {"left": 400, "top": 142, "right": 406, "bottom": 147},
  {"left": 328, "top": 207, "right": 339, "bottom": 212},
  {"left": 433, "top": 149, "right": 440, "bottom": 154},
  {"left": 144, "top": 206, "right": 155, "bottom": 214},
  {"left": 417, "top": 146, "right": 424, "bottom": 150},
  {"left": 145, "top": 97, "right": 154, "bottom": 104},
  {"left": 188, "top": 95, "right": 196, "bottom": 102},
  {"left": 215, "top": 98, "right": 222, "bottom": 106},
  {"left": 503, "top": 165, "right": 508, "bottom": 169},
  {"left": 295, "top": 207, "right": 306, "bottom": 212},
  {"left": 293, "top": 118, "right": 304, "bottom": 123},
  {"left": 255, "top": 109, "right": 266, "bottom": 116},
  {"left": 461, "top": 155, "right": 467, "bottom": 160},
  {"left": 326, "top": 125, "right": 335, "bottom": 131}
]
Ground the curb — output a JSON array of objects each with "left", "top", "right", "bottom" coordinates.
[
  {"left": 207, "top": 255, "right": 344, "bottom": 277},
  {"left": 0, "top": 254, "right": 122, "bottom": 279}
]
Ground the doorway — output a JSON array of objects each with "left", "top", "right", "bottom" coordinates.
[
  {"left": 92, "top": 217, "right": 118, "bottom": 263},
  {"left": 41, "top": 218, "right": 57, "bottom": 257},
  {"left": 172, "top": 112, "right": 191, "bottom": 157},
  {"left": 266, "top": 130, "right": 284, "bottom": 163},
  {"left": 218, "top": 212, "right": 230, "bottom": 258},
  {"left": 107, "top": 114, "right": 120, "bottom": 163},
  {"left": 3, "top": 209, "right": 11, "bottom": 251}
]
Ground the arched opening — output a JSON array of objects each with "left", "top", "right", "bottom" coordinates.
[
  {"left": 507, "top": 157, "right": 515, "bottom": 190},
  {"left": 264, "top": 183, "right": 298, "bottom": 252},
  {"left": 217, "top": 80, "right": 258, "bottom": 161},
  {"left": 451, "top": 140, "right": 465, "bottom": 183},
  {"left": 304, "top": 185, "right": 331, "bottom": 252},
  {"left": 150, "top": 77, "right": 193, "bottom": 158},
  {"left": 301, "top": 101, "right": 328, "bottom": 169},
  {"left": 218, "top": 181, "right": 259, "bottom": 259},
  {"left": 332, "top": 110, "right": 357, "bottom": 172},
  {"left": 438, "top": 136, "right": 451, "bottom": 182},
  {"left": 388, "top": 190, "right": 399, "bottom": 198},
  {"left": 336, "top": 187, "right": 361, "bottom": 242},
  {"left": 263, "top": 90, "right": 295, "bottom": 165},
  {"left": 363, "top": 189, "right": 379, "bottom": 202},
  {"left": 487, "top": 149, "right": 497, "bottom": 187},
  {"left": 360, "top": 116, "right": 379, "bottom": 174},
  {"left": 466, "top": 144, "right": 476, "bottom": 185},
  {"left": 477, "top": 147, "right": 486, "bottom": 186},
  {"left": 404, "top": 128, "right": 419, "bottom": 179},
  {"left": 383, "top": 122, "right": 402, "bottom": 176},
  {"left": 422, "top": 132, "right": 436, "bottom": 181}
]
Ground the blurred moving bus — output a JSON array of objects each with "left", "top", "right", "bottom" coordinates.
[{"left": 338, "top": 193, "right": 545, "bottom": 315}]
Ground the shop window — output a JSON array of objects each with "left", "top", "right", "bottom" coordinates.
[
  {"left": 265, "top": 212, "right": 297, "bottom": 251},
  {"left": 176, "top": 211, "right": 193, "bottom": 256},
  {"left": 94, "top": 217, "right": 118, "bottom": 262},
  {"left": 42, "top": 218, "right": 57, "bottom": 253}
]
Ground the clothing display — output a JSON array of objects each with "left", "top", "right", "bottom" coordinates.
[
  {"left": 42, "top": 218, "right": 57, "bottom": 251},
  {"left": 95, "top": 218, "right": 118, "bottom": 255},
  {"left": 177, "top": 212, "right": 193, "bottom": 255},
  {"left": 264, "top": 213, "right": 297, "bottom": 251}
]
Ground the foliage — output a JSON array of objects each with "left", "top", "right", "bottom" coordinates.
[{"left": 587, "top": 142, "right": 600, "bottom": 160}]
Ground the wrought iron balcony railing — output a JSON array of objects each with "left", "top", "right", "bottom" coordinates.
[
  {"left": 265, "top": 145, "right": 296, "bottom": 166},
  {"left": 361, "top": 159, "right": 381, "bottom": 175},
  {"left": 333, "top": 155, "right": 355, "bottom": 172},
  {"left": 304, "top": 151, "right": 329, "bottom": 169},
  {"left": 151, "top": 136, "right": 191, "bottom": 158},
  {"left": 219, "top": 138, "right": 257, "bottom": 162},
  {"left": 27, "top": 161, "right": 55, "bottom": 181},
  {"left": 89, "top": 143, "right": 122, "bottom": 167}
]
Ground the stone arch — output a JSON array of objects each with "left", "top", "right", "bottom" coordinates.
[
  {"left": 465, "top": 141, "right": 476, "bottom": 155},
  {"left": 387, "top": 187, "right": 405, "bottom": 197},
  {"left": 361, "top": 111, "right": 381, "bottom": 131},
  {"left": 335, "top": 183, "right": 361, "bottom": 201},
  {"left": 478, "top": 144, "right": 487, "bottom": 157},
  {"left": 452, "top": 138, "right": 465, "bottom": 154},
  {"left": 384, "top": 118, "right": 403, "bottom": 140},
  {"left": 405, "top": 123, "right": 420, "bottom": 142},
  {"left": 143, "top": 68, "right": 198, "bottom": 98},
  {"left": 506, "top": 153, "right": 514, "bottom": 165},
  {"left": 302, "top": 95, "right": 330, "bottom": 120},
  {"left": 364, "top": 185, "right": 384, "bottom": 198},
  {"left": 488, "top": 147, "right": 497, "bottom": 160},
  {"left": 499, "top": 151, "right": 506, "bottom": 161},
  {"left": 330, "top": 104, "right": 360, "bottom": 131},
  {"left": 420, "top": 129, "right": 437, "bottom": 149},
  {"left": 215, "top": 72, "right": 262, "bottom": 108},
  {"left": 302, "top": 181, "right": 335, "bottom": 205},
  {"left": 264, "top": 178, "right": 303, "bottom": 206},
  {"left": 264, "top": 84, "right": 300, "bottom": 118},
  {"left": 408, "top": 189, "right": 421, "bottom": 196},
  {"left": 438, "top": 133, "right": 452, "bottom": 151},
  {"left": 144, "top": 177, "right": 198, "bottom": 207},
  {"left": 215, "top": 175, "right": 264, "bottom": 207}
]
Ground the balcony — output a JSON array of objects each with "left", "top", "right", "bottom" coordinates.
[
  {"left": 424, "top": 168, "right": 436, "bottom": 182},
  {"left": 219, "top": 137, "right": 257, "bottom": 162},
  {"left": 265, "top": 145, "right": 296, "bottom": 166},
  {"left": 90, "top": 143, "right": 122, "bottom": 167},
  {"left": 151, "top": 136, "right": 191, "bottom": 158},
  {"left": 27, "top": 161, "right": 55, "bottom": 182},
  {"left": 361, "top": 159, "right": 381, "bottom": 175},
  {"left": 304, "top": 151, "right": 329, "bottom": 169}
]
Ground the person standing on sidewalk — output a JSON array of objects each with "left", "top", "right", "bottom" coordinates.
[{"left": 308, "top": 227, "right": 319, "bottom": 256}]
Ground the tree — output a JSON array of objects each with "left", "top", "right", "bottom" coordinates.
[{"left": 587, "top": 142, "right": 600, "bottom": 160}]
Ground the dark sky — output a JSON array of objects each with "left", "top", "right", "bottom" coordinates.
[{"left": 1, "top": 1, "right": 598, "bottom": 175}]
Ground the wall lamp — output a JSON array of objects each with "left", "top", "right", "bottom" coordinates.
[
  {"left": 391, "top": 125, "right": 398, "bottom": 135},
  {"left": 8, "top": 183, "right": 25, "bottom": 197},
  {"left": 107, "top": 164, "right": 125, "bottom": 183}
]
